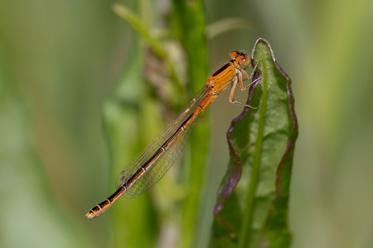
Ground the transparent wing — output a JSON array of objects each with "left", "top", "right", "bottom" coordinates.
[
  {"left": 118, "top": 85, "right": 209, "bottom": 198},
  {"left": 122, "top": 130, "right": 186, "bottom": 198}
]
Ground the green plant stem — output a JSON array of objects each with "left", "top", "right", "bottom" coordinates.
[
  {"left": 170, "top": 1, "right": 209, "bottom": 248},
  {"left": 238, "top": 64, "right": 268, "bottom": 248}
]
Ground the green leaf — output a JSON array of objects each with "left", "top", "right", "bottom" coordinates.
[
  {"left": 112, "top": 3, "right": 165, "bottom": 58},
  {"left": 209, "top": 38, "right": 298, "bottom": 248},
  {"left": 112, "top": 3, "right": 184, "bottom": 99}
]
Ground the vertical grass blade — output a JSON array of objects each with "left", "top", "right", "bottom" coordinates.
[{"left": 209, "top": 38, "right": 298, "bottom": 248}]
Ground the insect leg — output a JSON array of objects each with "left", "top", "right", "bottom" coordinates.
[{"left": 229, "top": 74, "right": 257, "bottom": 109}]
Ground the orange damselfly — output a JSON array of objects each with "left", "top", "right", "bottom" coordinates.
[{"left": 86, "top": 51, "right": 256, "bottom": 219}]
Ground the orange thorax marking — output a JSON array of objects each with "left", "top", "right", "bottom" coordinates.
[{"left": 208, "top": 62, "right": 237, "bottom": 93}]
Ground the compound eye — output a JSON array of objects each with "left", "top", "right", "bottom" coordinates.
[{"left": 237, "top": 55, "right": 245, "bottom": 63}]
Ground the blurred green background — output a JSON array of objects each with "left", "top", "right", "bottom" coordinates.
[{"left": 1, "top": 0, "right": 373, "bottom": 248}]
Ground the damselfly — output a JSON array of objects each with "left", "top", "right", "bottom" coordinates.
[{"left": 86, "top": 51, "right": 255, "bottom": 219}]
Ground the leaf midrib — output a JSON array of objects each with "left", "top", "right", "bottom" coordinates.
[{"left": 238, "top": 61, "right": 269, "bottom": 248}]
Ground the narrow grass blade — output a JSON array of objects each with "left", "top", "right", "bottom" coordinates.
[{"left": 206, "top": 18, "right": 253, "bottom": 39}]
